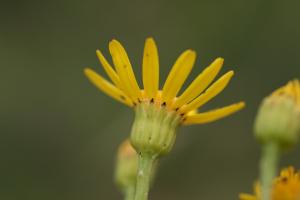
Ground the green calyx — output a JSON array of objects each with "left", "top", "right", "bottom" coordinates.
[
  {"left": 130, "top": 103, "right": 181, "bottom": 157},
  {"left": 255, "top": 95, "right": 300, "bottom": 150}
]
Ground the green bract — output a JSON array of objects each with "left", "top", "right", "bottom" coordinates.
[
  {"left": 130, "top": 103, "right": 181, "bottom": 157},
  {"left": 255, "top": 95, "right": 300, "bottom": 150}
]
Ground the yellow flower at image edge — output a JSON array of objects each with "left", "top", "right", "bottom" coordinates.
[
  {"left": 84, "top": 38, "right": 245, "bottom": 125},
  {"left": 240, "top": 167, "right": 300, "bottom": 200}
]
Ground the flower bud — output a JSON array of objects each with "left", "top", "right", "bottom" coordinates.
[
  {"left": 114, "top": 139, "right": 138, "bottom": 190},
  {"left": 255, "top": 80, "right": 300, "bottom": 149}
]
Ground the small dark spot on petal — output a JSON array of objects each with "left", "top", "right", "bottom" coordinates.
[
  {"left": 281, "top": 177, "right": 288, "bottom": 183},
  {"left": 161, "top": 102, "right": 166, "bottom": 107},
  {"left": 175, "top": 108, "right": 179, "bottom": 111},
  {"left": 119, "top": 95, "right": 126, "bottom": 100},
  {"left": 150, "top": 98, "right": 154, "bottom": 103}
]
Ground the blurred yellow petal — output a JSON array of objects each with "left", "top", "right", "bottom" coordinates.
[
  {"left": 180, "top": 71, "right": 234, "bottom": 113},
  {"left": 254, "top": 183, "right": 261, "bottom": 199},
  {"left": 143, "top": 38, "right": 159, "bottom": 99},
  {"left": 240, "top": 167, "right": 300, "bottom": 200},
  {"left": 162, "top": 50, "right": 196, "bottom": 104},
  {"left": 96, "top": 50, "right": 121, "bottom": 88},
  {"left": 239, "top": 194, "right": 257, "bottom": 200},
  {"left": 172, "top": 58, "right": 223, "bottom": 109},
  {"left": 285, "top": 81, "right": 294, "bottom": 94},
  {"left": 183, "top": 102, "right": 245, "bottom": 125},
  {"left": 271, "top": 79, "right": 300, "bottom": 107},
  {"left": 84, "top": 68, "right": 133, "bottom": 107},
  {"left": 109, "top": 39, "right": 141, "bottom": 102},
  {"left": 279, "top": 166, "right": 294, "bottom": 178},
  {"left": 293, "top": 80, "right": 300, "bottom": 105}
]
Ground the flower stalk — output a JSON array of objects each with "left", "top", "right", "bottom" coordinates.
[
  {"left": 259, "top": 142, "right": 280, "bottom": 200},
  {"left": 124, "top": 184, "right": 135, "bottom": 200},
  {"left": 134, "top": 153, "right": 157, "bottom": 200}
]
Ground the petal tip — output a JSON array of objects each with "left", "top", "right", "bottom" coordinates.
[
  {"left": 146, "top": 37, "right": 155, "bottom": 42},
  {"left": 109, "top": 39, "right": 120, "bottom": 48},
  {"left": 83, "top": 68, "right": 93, "bottom": 75},
  {"left": 216, "top": 57, "right": 224, "bottom": 63},
  {"left": 145, "top": 37, "right": 157, "bottom": 48},
  {"left": 187, "top": 50, "right": 197, "bottom": 58},
  {"left": 228, "top": 70, "right": 235, "bottom": 76},
  {"left": 96, "top": 50, "right": 104, "bottom": 58},
  {"left": 237, "top": 101, "right": 246, "bottom": 109}
]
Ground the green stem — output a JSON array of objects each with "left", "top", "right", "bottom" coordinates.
[
  {"left": 259, "top": 142, "right": 280, "bottom": 200},
  {"left": 124, "top": 184, "right": 135, "bottom": 200},
  {"left": 134, "top": 153, "right": 156, "bottom": 200}
]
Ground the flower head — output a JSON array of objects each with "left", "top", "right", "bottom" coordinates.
[
  {"left": 255, "top": 80, "right": 300, "bottom": 149},
  {"left": 84, "top": 38, "right": 244, "bottom": 125},
  {"left": 85, "top": 38, "right": 245, "bottom": 156},
  {"left": 240, "top": 167, "right": 300, "bottom": 200}
]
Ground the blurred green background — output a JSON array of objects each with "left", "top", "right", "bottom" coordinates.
[{"left": 1, "top": 0, "right": 300, "bottom": 199}]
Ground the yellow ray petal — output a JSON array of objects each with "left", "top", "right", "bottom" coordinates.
[
  {"left": 253, "top": 183, "right": 261, "bottom": 199},
  {"left": 183, "top": 102, "right": 245, "bottom": 125},
  {"left": 293, "top": 79, "right": 300, "bottom": 105},
  {"left": 172, "top": 57, "right": 224, "bottom": 109},
  {"left": 142, "top": 38, "right": 159, "bottom": 99},
  {"left": 162, "top": 50, "right": 196, "bottom": 104},
  {"left": 109, "top": 39, "right": 141, "bottom": 102},
  {"left": 180, "top": 71, "right": 234, "bottom": 114},
  {"left": 285, "top": 81, "right": 294, "bottom": 95},
  {"left": 239, "top": 193, "right": 257, "bottom": 200},
  {"left": 96, "top": 50, "right": 121, "bottom": 88},
  {"left": 84, "top": 68, "right": 133, "bottom": 107}
]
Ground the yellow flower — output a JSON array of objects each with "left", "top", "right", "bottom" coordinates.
[
  {"left": 84, "top": 38, "right": 245, "bottom": 125},
  {"left": 240, "top": 167, "right": 300, "bottom": 200}
]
